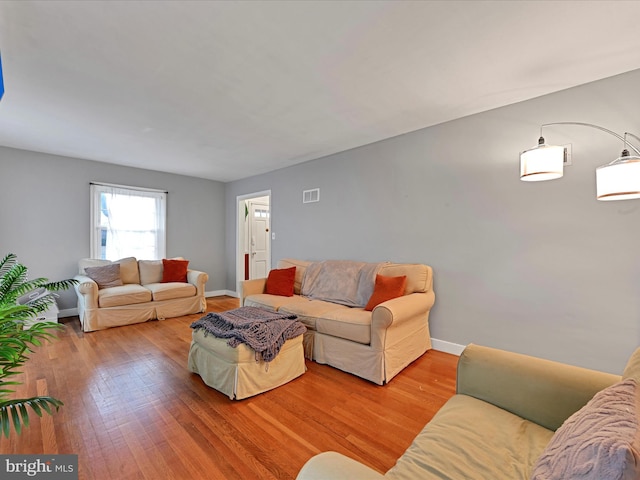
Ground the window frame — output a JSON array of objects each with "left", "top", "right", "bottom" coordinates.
[{"left": 89, "top": 182, "right": 167, "bottom": 260}]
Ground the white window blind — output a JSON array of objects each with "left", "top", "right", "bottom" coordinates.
[{"left": 90, "top": 183, "right": 167, "bottom": 260}]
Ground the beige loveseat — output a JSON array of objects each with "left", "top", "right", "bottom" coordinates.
[
  {"left": 240, "top": 258, "right": 435, "bottom": 385},
  {"left": 74, "top": 257, "right": 208, "bottom": 332},
  {"left": 297, "top": 344, "right": 640, "bottom": 480}
]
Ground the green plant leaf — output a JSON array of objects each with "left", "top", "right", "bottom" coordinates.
[
  {"left": 0, "top": 254, "right": 73, "bottom": 438},
  {"left": 28, "top": 399, "right": 42, "bottom": 417},
  {"left": 0, "top": 397, "right": 63, "bottom": 438},
  {"left": 0, "top": 382, "right": 21, "bottom": 389},
  {"left": 44, "top": 279, "right": 79, "bottom": 292},
  {"left": 19, "top": 403, "right": 29, "bottom": 429},
  {"left": 10, "top": 404, "right": 20, "bottom": 435},
  {"left": 1, "top": 408, "right": 8, "bottom": 438},
  {"left": 0, "top": 254, "right": 17, "bottom": 279}
]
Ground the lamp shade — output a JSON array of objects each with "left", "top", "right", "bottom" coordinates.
[
  {"left": 520, "top": 143, "right": 565, "bottom": 181},
  {"left": 596, "top": 154, "right": 640, "bottom": 201}
]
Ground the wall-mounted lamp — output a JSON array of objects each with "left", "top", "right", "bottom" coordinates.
[{"left": 520, "top": 122, "right": 640, "bottom": 201}]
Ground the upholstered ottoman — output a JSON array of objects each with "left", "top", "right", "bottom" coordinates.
[{"left": 188, "top": 329, "right": 306, "bottom": 400}]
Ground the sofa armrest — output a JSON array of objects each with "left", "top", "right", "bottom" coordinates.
[
  {"left": 74, "top": 274, "right": 99, "bottom": 309},
  {"left": 187, "top": 269, "right": 208, "bottom": 296},
  {"left": 456, "top": 344, "right": 621, "bottom": 431},
  {"left": 240, "top": 278, "right": 267, "bottom": 306},
  {"left": 296, "top": 452, "right": 384, "bottom": 480},
  {"left": 370, "top": 291, "right": 434, "bottom": 350},
  {"left": 372, "top": 291, "right": 435, "bottom": 328}
]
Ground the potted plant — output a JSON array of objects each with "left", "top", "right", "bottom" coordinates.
[{"left": 0, "top": 253, "right": 77, "bottom": 437}]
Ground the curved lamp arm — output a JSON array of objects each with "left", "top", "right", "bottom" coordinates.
[
  {"left": 625, "top": 132, "right": 640, "bottom": 149},
  {"left": 541, "top": 122, "right": 640, "bottom": 156}
]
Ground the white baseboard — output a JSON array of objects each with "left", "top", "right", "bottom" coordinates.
[
  {"left": 59, "top": 308, "right": 78, "bottom": 318},
  {"left": 206, "top": 290, "right": 238, "bottom": 298},
  {"left": 431, "top": 338, "right": 466, "bottom": 356}
]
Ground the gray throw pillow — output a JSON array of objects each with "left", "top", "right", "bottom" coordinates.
[
  {"left": 138, "top": 260, "right": 163, "bottom": 285},
  {"left": 85, "top": 263, "right": 123, "bottom": 289},
  {"left": 531, "top": 378, "right": 640, "bottom": 480}
]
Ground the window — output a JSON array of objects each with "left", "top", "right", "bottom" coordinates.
[{"left": 90, "top": 183, "right": 167, "bottom": 260}]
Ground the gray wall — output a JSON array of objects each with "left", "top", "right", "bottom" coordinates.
[
  {"left": 1, "top": 147, "right": 226, "bottom": 311},
  {"left": 225, "top": 68, "right": 640, "bottom": 374}
]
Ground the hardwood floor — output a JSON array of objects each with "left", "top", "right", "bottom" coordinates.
[{"left": 1, "top": 297, "right": 458, "bottom": 479}]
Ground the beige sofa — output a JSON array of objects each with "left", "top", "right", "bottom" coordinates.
[
  {"left": 297, "top": 344, "right": 640, "bottom": 480},
  {"left": 240, "top": 258, "right": 435, "bottom": 385},
  {"left": 74, "top": 257, "right": 208, "bottom": 332}
]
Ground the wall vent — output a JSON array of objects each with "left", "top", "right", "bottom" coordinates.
[{"left": 302, "top": 188, "right": 320, "bottom": 204}]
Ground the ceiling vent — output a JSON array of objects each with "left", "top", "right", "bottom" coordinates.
[{"left": 302, "top": 188, "right": 320, "bottom": 204}]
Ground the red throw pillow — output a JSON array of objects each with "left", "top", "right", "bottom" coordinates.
[
  {"left": 265, "top": 267, "right": 296, "bottom": 297},
  {"left": 161, "top": 259, "right": 189, "bottom": 283},
  {"left": 364, "top": 274, "right": 407, "bottom": 311}
]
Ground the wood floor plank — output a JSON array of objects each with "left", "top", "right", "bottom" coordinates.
[
  {"left": 36, "top": 379, "right": 58, "bottom": 453},
  {"left": 0, "top": 296, "right": 458, "bottom": 479}
]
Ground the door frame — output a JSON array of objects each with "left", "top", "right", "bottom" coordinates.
[{"left": 236, "top": 190, "right": 271, "bottom": 295}]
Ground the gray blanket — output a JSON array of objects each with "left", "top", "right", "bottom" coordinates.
[
  {"left": 301, "top": 260, "right": 385, "bottom": 307},
  {"left": 190, "top": 307, "right": 306, "bottom": 362}
]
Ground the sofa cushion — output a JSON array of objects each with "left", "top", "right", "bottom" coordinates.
[
  {"left": 85, "top": 264, "right": 123, "bottom": 289},
  {"left": 162, "top": 259, "right": 189, "bottom": 283},
  {"left": 280, "top": 299, "right": 350, "bottom": 331},
  {"left": 531, "top": 378, "right": 640, "bottom": 480},
  {"left": 317, "top": 308, "right": 372, "bottom": 345},
  {"left": 364, "top": 274, "right": 407, "bottom": 311},
  {"left": 379, "top": 263, "right": 432, "bottom": 294},
  {"left": 244, "top": 293, "right": 309, "bottom": 312},
  {"left": 265, "top": 267, "right": 296, "bottom": 296},
  {"left": 139, "top": 260, "right": 163, "bottom": 285},
  {"left": 145, "top": 282, "right": 196, "bottom": 301},
  {"left": 386, "top": 394, "right": 553, "bottom": 480},
  {"left": 116, "top": 257, "right": 140, "bottom": 284},
  {"left": 98, "top": 284, "right": 152, "bottom": 308},
  {"left": 277, "top": 259, "right": 312, "bottom": 295}
]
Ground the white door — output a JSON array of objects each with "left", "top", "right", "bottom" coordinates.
[{"left": 249, "top": 201, "right": 270, "bottom": 279}]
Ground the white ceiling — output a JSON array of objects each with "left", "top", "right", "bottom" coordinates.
[{"left": 1, "top": 1, "right": 640, "bottom": 182}]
